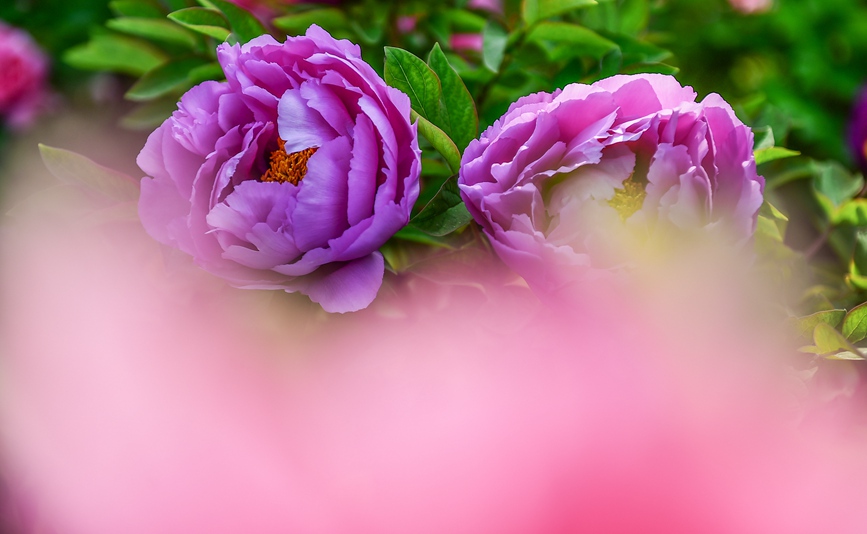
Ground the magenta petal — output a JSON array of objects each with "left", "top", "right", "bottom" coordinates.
[
  {"left": 299, "top": 252, "right": 384, "bottom": 313},
  {"left": 277, "top": 87, "right": 335, "bottom": 152},
  {"left": 292, "top": 136, "right": 352, "bottom": 251}
]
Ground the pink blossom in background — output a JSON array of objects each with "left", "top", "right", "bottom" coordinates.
[
  {"left": 0, "top": 22, "right": 49, "bottom": 129},
  {"left": 467, "top": 0, "right": 503, "bottom": 14},
  {"left": 729, "top": 0, "right": 773, "bottom": 14},
  {"left": 449, "top": 33, "right": 484, "bottom": 53},
  {"left": 3, "top": 175, "right": 867, "bottom": 532}
]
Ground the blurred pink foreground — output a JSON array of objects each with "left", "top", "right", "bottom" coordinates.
[{"left": 2, "top": 183, "right": 867, "bottom": 533}]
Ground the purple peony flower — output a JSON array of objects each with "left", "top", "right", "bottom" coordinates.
[
  {"left": 0, "top": 22, "right": 49, "bottom": 129},
  {"left": 138, "top": 26, "right": 420, "bottom": 312},
  {"left": 458, "top": 74, "right": 764, "bottom": 293}
]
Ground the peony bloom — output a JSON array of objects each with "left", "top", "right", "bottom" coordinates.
[
  {"left": 849, "top": 85, "right": 867, "bottom": 173},
  {"left": 0, "top": 22, "right": 49, "bottom": 129},
  {"left": 137, "top": 26, "right": 421, "bottom": 313},
  {"left": 458, "top": 74, "right": 764, "bottom": 293}
]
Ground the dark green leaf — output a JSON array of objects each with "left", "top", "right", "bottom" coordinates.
[
  {"left": 410, "top": 175, "right": 473, "bottom": 236},
  {"left": 106, "top": 17, "right": 199, "bottom": 49},
  {"left": 64, "top": 33, "right": 167, "bottom": 76},
  {"left": 39, "top": 144, "right": 140, "bottom": 202},
  {"left": 482, "top": 21, "right": 508, "bottom": 73},
  {"left": 168, "top": 7, "right": 231, "bottom": 41},
  {"left": 849, "top": 230, "right": 867, "bottom": 290},
  {"left": 109, "top": 0, "right": 163, "bottom": 18},
  {"left": 527, "top": 22, "right": 616, "bottom": 60},
  {"left": 125, "top": 57, "right": 210, "bottom": 101},
  {"left": 428, "top": 43, "right": 478, "bottom": 153},
  {"left": 197, "top": 0, "right": 267, "bottom": 43},
  {"left": 522, "top": 0, "right": 597, "bottom": 25},
  {"left": 842, "top": 302, "right": 867, "bottom": 343},
  {"left": 188, "top": 62, "right": 225, "bottom": 83},
  {"left": 384, "top": 47, "right": 444, "bottom": 126},
  {"left": 272, "top": 9, "right": 348, "bottom": 36},
  {"left": 753, "top": 125, "right": 774, "bottom": 151},
  {"left": 121, "top": 98, "right": 181, "bottom": 130}
]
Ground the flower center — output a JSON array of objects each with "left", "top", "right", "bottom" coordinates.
[
  {"left": 608, "top": 174, "right": 647, "bottom": 221},
  {"left": 261, "top": 138, "right": 318, "bottom": 185}
]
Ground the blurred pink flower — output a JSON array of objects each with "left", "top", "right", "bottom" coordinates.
[
  {"left": 729, "top": 0, "right": 772, "bottom": 14},
  {"left": 0, "top": 22, "right": 49, "bottom": 129},
  {"left": 449, "top": 33, "right": 484, "bottom": 52},
  {"left": 3, "top": 182, "right": 867, "bottom": 532}
]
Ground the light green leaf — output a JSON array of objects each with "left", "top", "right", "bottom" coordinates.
[
  {"left": 428, "top": 43, "right": 478, "bottom": 153},
  {"left": 413, "top": 111, "right": 462, "bottom": 175},
  {"left": 197, "top": 0, "right": 267, "bottom": 43},
  {"left": 409, "top": 175, "right": 473, "bottom": 236},
  {"left": 813, "top": 160, "right": 863, "bottom": 208},
  {"left": 64, "top": 33, "right": 167, "bottom": 76},
  {"left": 522, "top": 0, "right": 598, "bottom": 25},
  {"left": 106, "top": 17, "right": 199, "bottom": 49},
  {"left": 813, "top": 322, "right": 860, "bottom": 356},
  {"left": 789, "top": 309, "right": 846, "bottom": 338},
  {"left": 39, "top": 145, "right": 140, "bottom": 202},
  {"left": 384, "top": 47, "right": 444, "bottom": 126},
  {"left": 843, "top": 302, "right": 867, "bottom": 343},
  {"left": 752, "top": 125, "right": 774, "bottom": 151},
  {"left": 526, "top": 21, "right": 618, "bottom": 60},
  {"left": 832, "top": 199, "right": 867, "bottom": 226},
  {"left": 125, "top": 57, "right": 210, "bottom": 100},
  {"left": 755, "top": 146, "right": 800, "bottom": 166},
  {"left": 168, "top": 7, "right": 231, "bottom": 41},
  {"left": 482, "top": 21, "right": 508, "bottom": 73}
]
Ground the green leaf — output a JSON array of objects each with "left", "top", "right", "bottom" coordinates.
[
  {"left": 428, "top": 43, "right": 478, "bottom": 153},
  {"left": 64, "top": 33, "right": 167, "bottom": 76},
  {"left": 526, "top": 22, "right": 618, "bottom": 60},
  {"left": 834, "top": 199, "right": 867, "bottom": 226},
  {"left": 842, "top": 302, "right": 867, "bottom": 343},
  {"left": 755, "top": 146, "right": 800, "bottom": 166},
  {"left": 121, "top": 98, "right": 180, "bottom": 130},
  {"left": 813, "top": 322, "right": 861, "bottom": 356},
  {"left": 849, "top": 230, "right": 867, "bottom": 290},
  {"left": 38, "top": 145, "right": 140, "bottom": 202},
  {"left": 272, "top": 9, "right": 347, "bottom": 36},
  {"left": 188, "top": 62, "right": 225, "bottom": 83},
  {"left": 409, "top": 175, "right": 473, "bottom": 236},
  {"left": 392, "top": 226, "right": 455, "bottom": 248},
  {"left": 813, "top": 160, "right": 863, "bottom": 208},
  {"left": 413, "top": 111, "right": 462, "bottom": 175},
  {"left": 522, "top": 0, "right": 597, "bottom": 25},
  {"left": 125, "top": 57, "right": 210, "bottom": 101},
  {"left": 168, "top": 7, "right": 231, "bottom": 41},
  {"left": 789, "top": 309, "right": 846, "bottom": 338},
  {"left": 106, "top": 17, "right": 199, "bottom": 49},
  {"left": 752, "top": 125, "right": 774, "bottom": 151},
  {"left": 109, "top": 0, "right": 163, "bottom": 18},
  {"left": 482, "top": 21, "right": 508, "bottom": 73},
  {"left": 197, "top": 0, "right": 267, "bottom": 43},
  {"left": 384, "top": 47, "right": 444, "bottom": 126}
]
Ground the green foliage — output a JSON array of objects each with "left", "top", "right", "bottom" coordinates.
[
  {"left": 409, "top": 175, "right": 474, "bottom": 237},
  {"left": 167, "top": 8, "right": 232, "bottom": 41},
  {"left": 38, "top": 144, "right": 140, "bottom": 203}
]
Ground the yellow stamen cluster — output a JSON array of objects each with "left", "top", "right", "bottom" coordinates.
[
  {"left": 608, "top": 175, "right": 647, "bottom": 221},
  {"left": 261, "top": 138, "right": 318, "bottom": 185}
]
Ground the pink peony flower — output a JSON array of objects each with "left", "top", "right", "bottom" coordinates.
[
  {"left": 458, "top": 74, "right": 764, "bottom": 294},
  {"left": 0, "top": 22, "right": 49, "bottom": 129},
  {"left": 137, "top": 26, "right": 421, "bottom": 313}
]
